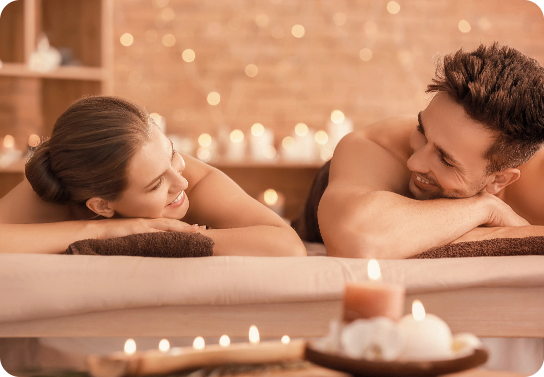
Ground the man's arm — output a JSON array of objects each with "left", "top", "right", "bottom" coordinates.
[{"left": 318, "top": 129, "right": 524, "bottom": 259}]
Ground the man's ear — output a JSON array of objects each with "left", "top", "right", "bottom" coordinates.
[
  {"left": 485, "top": 168, "right": 521, "bottom": 195},
  {"left": 86, "top": 197, "right": 116, "bottom": 218}
]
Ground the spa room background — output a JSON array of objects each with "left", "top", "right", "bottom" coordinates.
[{"left": 0, "top": 0, "right": 543, "bottom": 221}]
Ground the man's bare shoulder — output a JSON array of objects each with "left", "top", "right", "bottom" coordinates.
[{"left": 0, "top": 179, "right": 72, "bottom": 224}]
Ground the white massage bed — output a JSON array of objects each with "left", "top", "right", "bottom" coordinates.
[{"left": 0, "top": 245, "right": 543, "bottom": 373}]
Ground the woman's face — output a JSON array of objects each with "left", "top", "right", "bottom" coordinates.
[{"left": 109, "top": 126, "right": 190, "bottom": 219}]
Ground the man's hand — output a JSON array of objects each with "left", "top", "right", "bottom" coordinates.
[
  {"left": 481, "top": 192, "right": 530, "bottom": 227},
  {"left": 95, "top": 218, "right": 200, "bottom": 240}
]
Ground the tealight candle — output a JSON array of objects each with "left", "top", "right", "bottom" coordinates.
[
  {"left": 257, "top": 189, "right": 285, "bottom": 217},
  {"left": 343, "top": 260, "right": 405, "bottom": 322},
  {"left": 225, "top": 129, "right": 246, "bottom": 161},
  {"left": 249, "top": 123, "right": 275, "bottom": 161},
  {"left": 397, "top": 300, "right": 453, "bottom": 361}
]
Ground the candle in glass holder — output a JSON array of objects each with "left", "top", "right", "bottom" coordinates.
[
  {"left": 257, "top": 189, "right": 285, "bottom": 217},
  {"left": 343, "top": 259, "right": 405, "bottom": 322}
]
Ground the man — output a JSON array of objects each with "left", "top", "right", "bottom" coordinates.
[{"left": 295, "top": 43, "right": 544, "bottom": 258}]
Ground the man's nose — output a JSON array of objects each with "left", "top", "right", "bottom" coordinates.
[{"left": 407, "top": 145, "right": 431, "bottom": 173}]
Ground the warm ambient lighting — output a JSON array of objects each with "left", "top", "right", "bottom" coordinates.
[
  {"left": 182, "top": 49, "right": 195, "bottom": 62},
  {"left": 294, "top": 123, "right": 308, "bottom": 137},
  {"left": 264, "top": 146, "right": 276, "bottom": 159},
  {"left": 207, "top": 92, "right": 221, "bottom": 105},
  {"left": 412, "top": 300, "right": 426, "bottom": 321},
  {"left": 282, "top": 136, "right": 295, "bottom": 149},
  {"left": 230, "top": 129, "right": 244, "bottom": 143},
  {"left": 458, "top": 19, "right": 471, "bottom": 33},
  {"left": 193, "top": 336, "right": 205, "bottom": 350},
  {"left": 320, "top": 147, "right": 334, "bottom": 161},
  {"left": 158, "top": 339, "right": 170, "bottom": 352},
  {"left": 281, "top": 335, "right": 290, "bottom": 344},
  {"left": 249, "top": 325, "right": 260, "bottom": 344},
  {"left": 161, "top": 7, "right": 175, "bottom": 21},
  {"left": 251, "top": 123, "right": 265, "bottom": 136},
  {"left": 333, "top": 12, "right": 346, "bottom": 26},
  {"left": 368, "top": 259, "right": 381, "bottom": 281},
  {"left": 124, "top": 339, "right": 136, "bottom": 355},
  {"left": 197, "top": 147, "right": 211, "bottom": 161},
  {"left": 245, "top": 64, "right": 259, "bottom": 77},
  {"left": 219, "top": 335, "right": 230, "bottom": 347},
  {"left": 315, "top": 130, "right": 328, "bottom": 145},
  {"left": 28, "top": 134, "right": 41, "bottom": 147},
  {"left": 120, "top": 33, "right": 133, "bottom": 47},
  {"left": 255, "top": 14, "right": 269, "bottom": 27},
  {"left": 162, "top": 33, "right": 176, "bottom": 47},
  {"left": 198, "top": 133, "right": 212, "bottom": 147},
  {"left": 387, "top": 1, "right": 401, "bottom": 14},
  {"left": 3, "top": 135, "right": 15, "bottom": 149},
  {"left": 359, "top": 48, "right": 373, "bottom": 61},
  {"left": 331, "top": 110, "right": 345, "bottom": 124},
  {"left": 264, "top": 189, "right": 279, "bottom": 206},
  {"left": 145, "top": 29, "right": 158, "bottom": 42},
  {"left": 291, "top": 24, "right": 305, "bottom": 38}
]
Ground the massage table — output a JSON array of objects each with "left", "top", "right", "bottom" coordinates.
[{"left": 0, "top": 244, "right": 543, "bottom": 373}]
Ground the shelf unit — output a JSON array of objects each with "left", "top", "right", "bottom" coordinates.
[{"left": 0, "top": 0, "right": 113, "bottom": 197}]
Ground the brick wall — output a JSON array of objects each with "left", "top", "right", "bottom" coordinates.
[{"left": 112, "top": 0, "right": 544, "bottom": 142}]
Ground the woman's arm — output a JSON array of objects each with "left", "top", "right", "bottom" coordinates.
[
  {"left": 0, "top": 180, "right": 198, "bottom": 254},
  {"left": 182, "top": 154, "right": 306, "bottom": 257}
]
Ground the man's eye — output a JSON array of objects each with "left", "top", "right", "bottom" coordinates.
[
  {"left": 440, "top": 156, "right": 454, "bottom": 168},
  {"left": 151, "top": 177, "right": 164, "bottom": 190}
]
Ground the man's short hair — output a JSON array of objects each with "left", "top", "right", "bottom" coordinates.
[{"left": 427, "top": 42, "right": 544, "bottom": 173}]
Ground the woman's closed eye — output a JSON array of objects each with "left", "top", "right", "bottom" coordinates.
[{"left": 151, "top": 177, "right": 164, "bottom": 191}]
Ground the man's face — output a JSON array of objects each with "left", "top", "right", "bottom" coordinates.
[{"left": 407, "top": 92, "right": 496, "bottom": 200}]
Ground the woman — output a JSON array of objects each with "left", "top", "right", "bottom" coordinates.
[{"left": 0, "top": 96, "right": 306, "bottom": 256}]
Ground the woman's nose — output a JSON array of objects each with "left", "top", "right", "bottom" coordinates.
[{"left": 169, "top": 169, "right": 188, "bottom": 193}]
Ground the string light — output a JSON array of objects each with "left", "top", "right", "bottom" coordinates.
[
  {"left": 333, "top": 12, "right": 346, "bottom": 26},
  {"left": 120, "top": 33, "right": 133, "bottom": 46},
  {"left": 458, "top": 19, "right": 471, "bottom": 33},
  {"left": 182, "top": 49, "right": 195, "bottom": 62},
  {"left": 245, "top": 64, "right": 258, "bottom": 77},
  {"left": 359, "top": 48, "right": 373, "bottom": 61},
  {"left": 207, "top": 92, "right": 221, "bottom": 105},
  {"left": 162, "top": 34, "right": 176, "bottom": 47},
  {"left": 291, "top": 24, "right": 305, "bottom": 38},
  {"left": 387, "top": 1, "right": 401, "bottom": 14},
  {"left": 255, "top": 14, "right": 269, "bottom": 27}
]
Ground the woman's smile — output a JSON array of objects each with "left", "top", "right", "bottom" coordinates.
[{"left": 167, "top": 191, "right": 185, "bottom": 208}]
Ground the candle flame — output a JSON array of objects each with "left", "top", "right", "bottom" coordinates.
[
  {"left": 3, "top": 135, "right": 14, "bottom": 149},
  {"left": 281, "top": 335, "right": 290, "bottom": 344},
  {"left": 219, "top": 335, "right": 230, "bottom": 347},
  {"left": 412, "top": 300, "right": 426, "bottom": 321},
  {"left": 230, "top": 129, "right": 244, "bottom": 143},
  {"left": 158, "top": 339, "right": 170, "bottom": 352},
  {"left": 367, "top": 259, "right": 381, "bottom": 281},
  {"left": 251, "top": 123, "right": 265, "bottom": 136},
  {"left": 193, "top": 336, "right": 205, "bottom": 350},
  {"left": 124, "top": 339, "right": 136, "bottom": 355},
  {"left": 249, "top": 325, "right": 260, "bottom": 344},
  {"left": 264, "top": 189, "right": 279, "bottom": 206}
]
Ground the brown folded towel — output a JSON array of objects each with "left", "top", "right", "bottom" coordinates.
[
  {"left": 411, "top": 236, "right": 544, "bottom": 259},
  {"left": 64, "top": 232, "right": 214, "bottom": 258}
]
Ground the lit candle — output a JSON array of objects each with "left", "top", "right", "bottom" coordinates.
[
  {"left": 219, "top": 335, "right": 230, "bottom": 347},
  {"left": 257, "top": 189, "right": 285, "bottom": 217},
  {"left": 327, "top": 110, "right": 353, "bottom": 148},
  {"left": 0, "top": 135, "right": 23, "bottom": 168},
  {"left": 343, "top": 259, "right": 405, "bottom": 322},
  {"left": 124, "top": 339, "right": 137, "bottom": 355},
  {"left": 249, "top": 325, "right": 260, "bottom": 344},
  {"left": 193, "top": 336, "right": 205, "bottom": 350},
  {"left": 249, "top": 123, "right": 275, "bottom": 161},
  {"left": 225, "top": 129, "right": 246, "bottom": 161},
  {"left": 293, "top": 123, "right": 316, "bottom": 162},
  {"left": 397, "top": 300, "right": 453, "bottom": 361},
  {"left": 158, "top": 339, "right": 170, "bottom": 353}
]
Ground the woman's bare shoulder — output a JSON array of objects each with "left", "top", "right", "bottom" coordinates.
[{"left": 0, "top": 179, "right": 73, "bottom": 224}]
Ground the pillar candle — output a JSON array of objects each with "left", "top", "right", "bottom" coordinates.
[{"left": 343, "top": 259, "right": 405, "bottom": 322}]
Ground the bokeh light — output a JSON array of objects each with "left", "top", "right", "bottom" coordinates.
[
  {"left": 219, "top": 335, "right": 230, "bottom": 347},
  {"left": 458, "top": 19, "right": 471, "bottom": 33},
  {"left": 387, "top": 1, "right": 401, "bottom": 14},
  {"left": 264, "top": 189, "right": 279, "bottom": 205},
  {"left": 295, "top": 123, "right": 308, "bottom": 136},
  {"left": 291, "top": 24, "right": 305, "bottom": 38},
  {"left": 3, "top": 135, "right": 14, "bottom": 148},
  {"left": 256, "top": 14, "right": 269, "bottom": 27},
  {"left": 245, "top": 64, "right": 258, "bottom": 77},
  {"left": 182, "top": 49, "right": 195, "bottom": 62},
  {"left": 230, "top": 129, "right": 244, "bottom": 143},
  {"left": 251, "top": 123, "right": 265, "bottom": 136},
  {"left": 331, "top": 110, "right": 345, "bottom": 124},
  {"left": 315, "top": 130, "right": 328, "bottom": 145},
  {"left": 359, "top": 48, "right": 373, "bottom": 61},
  {"left": 162, "top": 34, "right": 176, "bottom": 47},
  {"left": 28, "top": 134, "right": 40, "bottom": 147},
  {"left": 198, "top": 133, "right": 212, "bottom": 147},
  {"left": 207, "top": 92, "right": 221, "bottom": 105},
  {"left": 124, "top": 339, "right": 136, "bottom": 355},
  {"left": 158, "top": 339, "right": 170, "bottom": 352},
  {"left": 193, "top": 336, "right": 205, "bottom": 350},
  {"left": 282, "top": 136, "right": 295, "bottom": 149},
  {"left": 120, "top": 33, "right": 133, "bottom": 46}
]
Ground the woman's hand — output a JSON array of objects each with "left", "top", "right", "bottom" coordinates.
[{"left": 95, "top": 218, "right": 201, "bottom": 240}]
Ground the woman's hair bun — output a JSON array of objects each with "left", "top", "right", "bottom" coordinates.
[{"left": 25, "top": 140, "right": 71, "bottom": 204}]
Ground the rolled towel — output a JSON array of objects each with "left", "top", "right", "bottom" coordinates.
[
  {"left": 64, "top": 232, "right": 214, "bottom": 258},
  {"left": 411, "top": 236, "right": 544, "bottom": 259}
]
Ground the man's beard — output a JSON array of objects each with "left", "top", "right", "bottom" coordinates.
[{"left": 409, "top": 175, "right": 488, "bottom": 201}]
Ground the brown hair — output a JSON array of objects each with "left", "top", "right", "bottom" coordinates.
[
  {"left": 25, "top": 96, "right": 151, "bottom": 205},
  {"left": 427, "top": 43, "right": 544, "bottom": 173}
]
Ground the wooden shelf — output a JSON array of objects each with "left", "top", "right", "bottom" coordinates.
[{"left": 0, "top": 63, "right": 105, "bottom": 81}]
